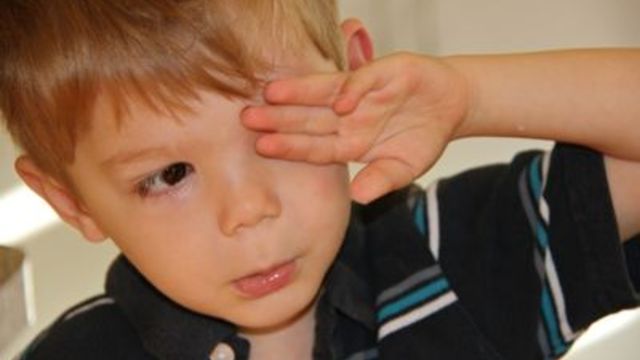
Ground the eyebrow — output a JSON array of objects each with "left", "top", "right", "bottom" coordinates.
[{"left": 100, "top": 146, "right": 172, "bottom": 168}]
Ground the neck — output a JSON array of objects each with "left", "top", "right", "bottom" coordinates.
[{"left": 240, "top": 299, "right": 318, "bottom": 360}]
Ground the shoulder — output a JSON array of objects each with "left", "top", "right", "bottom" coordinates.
[{"left": 20, "top": 295, "right": 153, "bottom": 360}]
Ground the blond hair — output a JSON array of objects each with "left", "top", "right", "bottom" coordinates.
[{"left": 0, "top": 0, "right": 344, "bottom": 183}]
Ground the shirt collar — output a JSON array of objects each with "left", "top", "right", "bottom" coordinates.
[
  {"left": 105, "top": 256, "right": 249, "bottom": 360},
  {"left": 323, "top": 208, "right": 377, "bottom": 331}
]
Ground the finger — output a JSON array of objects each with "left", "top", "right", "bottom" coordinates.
[
  {"left": 242, "top": 106, "right": 340, "bottom": 135},
  {"left": 264, "top": 73, "right": 347, "bottom": 106},
  {"left": 255, "top": 133, "right": 348, "bottom": 164},
  {"left": 349, "top": 158, "right": 416, "bottom": 204},
  {"left": 333, "top": 67, "right": 387, "bottom": 115}
]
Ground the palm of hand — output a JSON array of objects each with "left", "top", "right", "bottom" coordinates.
[{"left": 241, "top": 53, "right": 468, "bottom": 203}]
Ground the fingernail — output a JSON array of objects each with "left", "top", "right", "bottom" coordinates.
[
  {"left": 334, "top": 96, "right": 351, "bottom": 114},
  {"left": 333, "top": 95, "right": 354, "bottom": 114},
  {"left": 240, "top": 107, "right": 252, "bottom": 120}
]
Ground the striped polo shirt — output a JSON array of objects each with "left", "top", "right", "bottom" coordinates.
[{"left": 20, "top": 144, "right": 639, "bottom": 360}]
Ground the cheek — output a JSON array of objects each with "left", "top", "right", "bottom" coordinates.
[
  {"left": 296, "top": 164, "right": 350, "bottom": 198},
  {"left": 284, "top": 163, "right": 350, "bottom": 211},
  {"left": 284, "top": 164, "right": 352, "bottom": 240},
  {"left": 110, "top": 207, "right": 220, "bottom": 270},
  {"left": 82, "top": 189, "right": 222, "bottom": 281},
  {"left": 106, "top": 213, "right": 231, "bottom": 313}
]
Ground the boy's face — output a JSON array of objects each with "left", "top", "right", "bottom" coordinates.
[{"left": 64, "top": 53, "right": 352, "bottom": 330}]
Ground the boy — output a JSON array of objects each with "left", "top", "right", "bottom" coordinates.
[{"left": 1, "top": 1, "right": 638, "bottom": 359}]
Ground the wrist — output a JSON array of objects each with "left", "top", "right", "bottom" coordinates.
[{"left": 441, "top": 55, "right": 482, "bottom": 140}]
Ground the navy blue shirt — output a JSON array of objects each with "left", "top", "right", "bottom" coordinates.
[{"left": 20, "top": 144, "right": 639, "bottom": 359}]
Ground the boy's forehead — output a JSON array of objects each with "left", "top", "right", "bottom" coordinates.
[
  {"left": 74, "top": 45, "right": 341, "bottom": 168},
  {"left": 80, "top": 90, "right": 219, "bottom": 169},
  {"left": 271, "top": 44, "right": 340, "bottom": 75},
  {"left": 90, "top": 87, "right": 215, "bottom": 138},
  {"left": 93, "top": 48, "right": 336, "bottom": 129}
]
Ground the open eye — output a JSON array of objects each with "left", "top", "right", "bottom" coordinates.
[{"left": 136, "top": 162, "right": 194, "bottom": 197}]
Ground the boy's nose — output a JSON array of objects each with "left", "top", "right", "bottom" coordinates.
[{"left": 216, "top": 177, "right": 282, "bottom": 237}]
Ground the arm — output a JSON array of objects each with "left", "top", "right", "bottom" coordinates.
[
  {"left": 450, "top": 49, "right": 640, "bottom": 160},
  {"left": 446, "top": 50, "right": 640, "bottom": 241},
  {"left": 242, "top": 49, "right": 640, "bottom": 241}
]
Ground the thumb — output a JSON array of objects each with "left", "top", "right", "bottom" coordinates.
[{"left": 350, "top": 158, "right": 417, "bottom": 204}]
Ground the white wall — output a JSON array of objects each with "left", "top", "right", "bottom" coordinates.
[{"left": 1, "top": 1, "right": 639, "bottom": 358}]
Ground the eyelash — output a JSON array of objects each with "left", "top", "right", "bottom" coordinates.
[{"left": 136, "top": 162, "right": 195, "bottom": 198}]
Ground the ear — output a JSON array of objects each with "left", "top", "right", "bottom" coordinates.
[
  {"left": 340, "top": 18, "right": 374, "bottom": 71},
  {"left": 14, "top": 156, "right": 107, "bottom": 243}
]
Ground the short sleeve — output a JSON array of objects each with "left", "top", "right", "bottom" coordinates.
[{"left": 429, "top": 143, "right": 639, "bottom": 359}]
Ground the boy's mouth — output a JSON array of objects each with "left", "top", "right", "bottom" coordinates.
[{"left": 233, "top": 259, "right": 297, "bottom": 298}]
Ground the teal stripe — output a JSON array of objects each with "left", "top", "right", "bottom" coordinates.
[
  {"left": 377, "top": 277, "right": 449, "bottom": 322},
  {"left": 528, "top": 155, "right": 543, "bottom": 200},
  {"left": 535, "top": 223, "right": 549, "bottom": 249},
  {"left": 522, "top": 154, "right": 570, "bottom": 356},
  {"left": 529, "top": 155, "right": 549, "bottom": 251},
  {"left": 413, "top": 195, "right": 427, "bottom": 236},
  {"left": 377, "top": 266, "right": 442, "bottom": 305},
  {"left": 541, "top": 284, "right": 568, "bottom": 355}
]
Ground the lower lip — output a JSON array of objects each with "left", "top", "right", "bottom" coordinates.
[{"left": 234, "top": 260, "right": 297, "bottom": 298}]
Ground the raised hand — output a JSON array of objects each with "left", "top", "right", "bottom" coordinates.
[{"left": 241, "top": 53, "right": 470, "bottom": 204}]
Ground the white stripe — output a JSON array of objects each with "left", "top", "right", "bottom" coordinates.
[
  {"left": 539, "top": 152, "right": 552, "bottom": 223},
  {"left": 538, "top": 151, "right": 577, "bottom": 342},
  {"left": 426, "top": 182, "right": 441, "bottom": 260},
  {"left": 378, "top": 291, "right": 457, "bottom": 340},
  {"left": 545, "top": 251, "right": 578, "bottom": 342},
  {"left": 541, "top": 152, "right": 552, "bottom": 190},
  {"left": 63, "top": 297, "right": 116, "bottom": 322},
  {"left": 539, "top": 198, "right": 550, "bottom": 224}
]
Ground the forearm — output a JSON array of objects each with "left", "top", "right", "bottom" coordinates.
[
  {"left": 447, "top": 49, "right": 640, "bottom": 161},
  {"left": 445, "top": 49, "right": 640, "bottom": 241}
]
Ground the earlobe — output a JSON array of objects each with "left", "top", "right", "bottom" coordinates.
[
  {"left": 14, "top": 156, "right": 108, "bottom": 243},
  {"left": 340, "top": 18, "right": 374, "bottom": 71}
]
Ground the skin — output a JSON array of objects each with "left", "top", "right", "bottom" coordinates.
[
  {"left": 16, "top": 17, "right": 640, "bottom": 358},
  {"left": 15, "top": 18, "right": 373, "bottom": 359},
  {"left": 243, "top": 49, "right": 640, "bottom": 241},
  {"left": 66, "top": 88, "right": 351, "bottom": 327}
]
